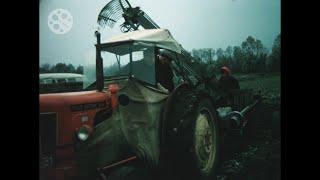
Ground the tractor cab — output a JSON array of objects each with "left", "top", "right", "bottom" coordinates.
[{"left": 93, "top": 29, "right": 194, "bottom": 94}]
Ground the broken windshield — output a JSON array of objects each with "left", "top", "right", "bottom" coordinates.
[{"left": 102, "top": 44, "right": 156, "bottom": 85}]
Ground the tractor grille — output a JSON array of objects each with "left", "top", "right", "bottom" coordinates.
[{"left": 39, "top": 112, "right": 57, "bottom": 168}]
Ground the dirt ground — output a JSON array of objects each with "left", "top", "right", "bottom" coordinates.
[
  {"left": 216, "top": 109, "right": 281, "bottom": 180},
  {"left": 216, "top": 73, "right": 281, "bottom": 180},
  {"left": 106, "top": 73, "right": 281, "bottom": 180}
]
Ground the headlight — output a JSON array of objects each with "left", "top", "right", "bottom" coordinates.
[{"left": 77, "top": 125, "right": 92, "bottom": 141}]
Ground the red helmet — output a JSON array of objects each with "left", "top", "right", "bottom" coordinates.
[{"left": 220, "top": 66, "right": 231, "bottom": 75}]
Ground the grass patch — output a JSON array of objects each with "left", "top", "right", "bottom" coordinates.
[{"left": 235, "top": 73, "right": 281, "bottom": 108}]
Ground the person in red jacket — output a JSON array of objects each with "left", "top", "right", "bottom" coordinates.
[
  {"left": 218, "top": 66, "right": 240, "bottom": 91},
  {"left": 216, "top": 66, "right": 240, "bottom": 107}
]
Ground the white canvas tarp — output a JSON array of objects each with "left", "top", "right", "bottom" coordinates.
[{"left": 105, "top": 29, "right": 183, "bottom": 53}]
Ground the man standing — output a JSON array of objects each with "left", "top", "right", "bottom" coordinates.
[
  {"left": 218, "top": 66, "right": 240, "bottom": 91},
  {"left": 155, "top": 49, "right": 174, "bottom": 92},
  {"left": 214, "top": 66, "right": 240, "bottom": 107}
]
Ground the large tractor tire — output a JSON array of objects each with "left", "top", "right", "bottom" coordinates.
[
  {"left": 163, "top": 87, "right": 221, "bottom": 180},
  {"left": 189, "top": 98, "right": 221, "bottom": 180}
]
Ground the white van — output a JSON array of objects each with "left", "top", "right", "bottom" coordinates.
[
  {"left": 40, "top": 73, "right": 84, "bottom": 84},
  {"left": 39, "top": 73, "right": 84, "bottom": 93}
]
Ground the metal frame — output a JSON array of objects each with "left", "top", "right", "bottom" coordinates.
[{"left": 96, "top": 35, "right": 162, "bottom": 89}]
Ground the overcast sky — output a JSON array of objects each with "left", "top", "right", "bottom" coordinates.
[{"left": 40, "top": 0, "right": 280, "bottom": 66}]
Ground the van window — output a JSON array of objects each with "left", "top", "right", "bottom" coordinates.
[
  {"left": 67, "top": 78, "right": 76, "bottom": 83},
  {"left": 57, "top": 79, "right": 66, "bottom": 83},
  {"left": 44, "top": 79, "right": 54, "bottom": 84}
]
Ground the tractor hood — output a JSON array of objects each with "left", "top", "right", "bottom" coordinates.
[{"left": 104, "top": 29, "right": 183, "bottom": 54}]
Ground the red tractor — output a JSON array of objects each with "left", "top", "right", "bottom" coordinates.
[
  {"left": 39, "top": 84, "right": 116, "bottom": 180},
  {"left": 39, "top": 1, "right": 261, "bottom": 180}
]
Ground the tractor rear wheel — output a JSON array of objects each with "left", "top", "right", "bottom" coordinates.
[
  {"left": 188, "top": 98, "right": 220, "bottom": 180},
  {"left": 164, "top": 90, "right": 221, "bottom": 180}
]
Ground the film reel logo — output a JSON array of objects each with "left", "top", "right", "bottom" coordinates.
[{"left": 48, "top": 9, "right": 73, "bottom": 35}]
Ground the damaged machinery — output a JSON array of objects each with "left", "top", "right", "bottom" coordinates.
[
  {"left": 39, "top": 0, "right": 261, "bottom": 180},
  {"left": 74, "top": 0, "right": 262, "bottom": 180}
]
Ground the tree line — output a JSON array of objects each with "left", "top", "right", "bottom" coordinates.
[
  {"left": 40, "top": 34, "right": 280, "bottom": 75},
  {"left": 40, "top": 63, "right": 84, "bottom": 74},
  {"left": 190, "top": 34, "right": 280, "bottom": 74}
]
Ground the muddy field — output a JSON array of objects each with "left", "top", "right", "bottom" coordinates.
[
  {"left": 217, "top": 73, "right": 281, "bottom": 180},
  {"left": 106, "top": 73, "right": 281, "bottom": 180}
]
